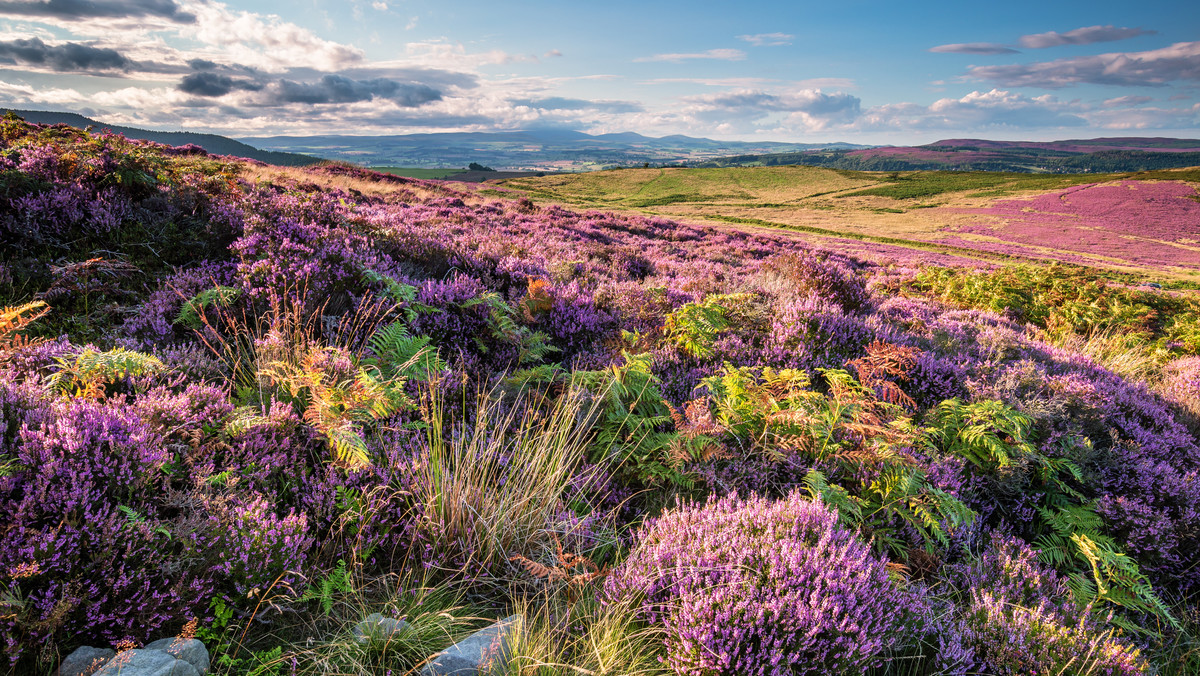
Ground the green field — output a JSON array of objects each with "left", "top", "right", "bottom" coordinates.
[{"left": 371, "top": 166, "right": 468, "bottom": 179}]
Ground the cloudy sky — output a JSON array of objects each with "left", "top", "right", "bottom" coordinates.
[{"left": 0, "top": 0, "right": 1196, "bottom": 142}]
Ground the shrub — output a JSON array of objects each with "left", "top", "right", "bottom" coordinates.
[
  {"left": 765, "top": 297, "right": 873, "bottom": 372},
  {"left": 606, "top": 491, "right": 906, "bottom": 675},
  {"left": 760, "top": 251, "right": 869, "bottom": 312},
  {"left": 951, "top": 535, "right": 1148, "bottom": 675}
]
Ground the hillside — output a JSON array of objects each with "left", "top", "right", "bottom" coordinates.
[
  {"left": 3, "top": 119, "right": 1200, "bottom": 676},
  {"left": 697, "top": 136, "right": 1200, "bottom": 173},
  {"left": 1, "top": 109, "right": 322, "bottom": 166},
  {"left": 498, "top": 165, "right": 1200, "bottom": 283}
]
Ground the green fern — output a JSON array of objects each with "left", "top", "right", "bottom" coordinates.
[
  {"left": 662, "top": 293, "right": 756, "bottom": 359},
  {"left": 299, "top": 559, "right": 354, "bottom": 616},
  {"left": 570, "top": 352, "right": 692, "bottom": 488},
  {"left": 1073, "top": 533, "right": 1179, "bottom": 630},
  {"left": 49, "top": 347, "right": 166, "bottom": 398},
  {"left": 504, "top": 364, "right": 564, "bottom": 387},
  {"left": 174, "top": 285, "right": 241, "bottom": 330},
  {"left": 361, "top": 268, "right": 438, "bottom": 323},
  {"left": 366, "top": 321, "right": 446, "bottom": 382},
  {"left": 922, "top": 398, "right": 1035, "bottom": 471},
  {"left": 804, "top": 469, "right": 864, "bottom": 523},
  {"left": 223, "top": 406, "right": 272, "bottom": 437},
  {"left": 461, "top": 289, "right": 559, "bottom": 365}
]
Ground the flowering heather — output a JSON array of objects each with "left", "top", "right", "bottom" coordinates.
[
  {"left": 949, "top": 180, "right": 1200, "bottom": 270},
  {"left": 948, "top": 536, "right": 1147, "bottom": 675},
  {"left": 607, "top": 492, "right": 907, "bottom": 675}
]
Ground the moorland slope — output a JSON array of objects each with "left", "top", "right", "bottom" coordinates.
[{"left": 2, "top": 119, "right": 1199, "bottom": 676}]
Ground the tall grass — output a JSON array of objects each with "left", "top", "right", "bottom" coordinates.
[
  {"left": 500, "top": 591, "right": 668, "bottom": 676},
  {"left": 418, "top": 383, "right": 605, "bottom": 575}
]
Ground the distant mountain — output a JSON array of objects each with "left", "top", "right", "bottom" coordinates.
[
  {"left": 696, "top": 137, "right": 1200, "bottom": 173},
  {"left": 2, "top": 109, "right": 322, "bottom": 167},
  {"left": 240, "top": 129, "right": 870, "bottom": 171}
]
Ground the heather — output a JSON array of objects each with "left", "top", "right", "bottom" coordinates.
[
  {"left": 1, "top": 119, "right": 1198, "bottom": 675},
  {"left": 950, "top": 180, "right": 1200, "bottom": 270}
]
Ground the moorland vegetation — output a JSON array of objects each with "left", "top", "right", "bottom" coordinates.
[{"left": 2, "top": 116, "right": 1200, "bottom": 675}]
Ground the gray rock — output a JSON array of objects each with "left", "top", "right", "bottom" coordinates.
[
  {"left": 144, "top": 639, "right": 209, "bottom": 675},
  {"left": 56, "top": 646, "right": 115, "bottom": 676},
  {"left": 420, "top": 614, "right": 521, "bottom": 676},
  {"left": 351, "top": 612, "right": 410, "bottom": 645},
  {"left": 93, "top": 649, "right": 199, "bottom": 676}
]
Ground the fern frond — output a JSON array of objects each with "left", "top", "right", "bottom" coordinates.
[
  {"left": 0, "top": 301, "right": 49, "bottom": 352},
  {"left": 49, "top": 347, "right": 166, "bottom": 398},
  {"left": 174, "top": 286, "right": 240, "bottom": 330}
]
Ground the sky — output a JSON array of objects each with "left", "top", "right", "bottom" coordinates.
[{"left": 0, "top": 0, "right": 1196, "bottom": 143}]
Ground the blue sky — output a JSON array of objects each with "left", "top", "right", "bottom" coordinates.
[{"left": 0, "top": 0, "right": 1195, "bottom": 142}]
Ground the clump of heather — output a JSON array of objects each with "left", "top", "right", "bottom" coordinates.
[
  {"left": 759, "top": 251, "right": 869, "bottom": 312},
  {"left": 606, "top": 491, "right": 907, "bottom": 675},
  {"left": 1162, "top": 356, "right": 1200, "bottom": 428},
  {"left": 949, "top": 535, "right": 1148, "bottom": 675},
  {"left": 764, "top": 296, "right": 874, "bottom": 371}
]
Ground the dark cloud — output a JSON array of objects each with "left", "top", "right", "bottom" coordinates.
[
  {"left": 511, "top": 96, "right": 642, "bottom": 113},
  {"left": 187, "top": 58, "right": 219, "bottom": 71},
  {"left": 0, "top": 37, "right": 128, "bottom": 71},
  {"left": 0, "top": 0, "right": 194, "bottom": 22},
  {"left": 263, "top": 75, "right": 442, "bottom": 106},
  {"left": 1019, "top": 25, "right": 1155, "bottom": 49},
  {"left": 178, "top": 72, "right": 262, "bottom": 97},
  {"left": 929, "top": 43, "right": 1019, "bottom": 55},
  {"left": 291, "top": 65, "right": 478, "bottom": 91},
  {"left": 968, "top": 41, "right": 1200, "bottom": 88}
]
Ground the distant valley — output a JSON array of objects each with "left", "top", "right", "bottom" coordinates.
[
  {"left": 6, "top": 109, "right": 1198, "bottom": 176},
  {"left": 239, "top": 129, "right": 868, "bottom": 171}
]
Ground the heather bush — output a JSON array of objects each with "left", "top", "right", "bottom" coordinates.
[
  {"left": 949, "top": 535, "right": 1148, "bottom": 675},
  {"left": 0, "top": 397, "right": 210, "bottom": 659},
  {"left": 607, "top": 491, "right": 908, "bottom": 675},
  {"left": 765, "top": 296, "right": 874, "bottom": 372},
  {"left": 759, "top": 250, "right": 869, "bottom": 312}
]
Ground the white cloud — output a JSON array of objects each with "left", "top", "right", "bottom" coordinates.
[
  {"left": 400, "top": 40, "right": 536, "bottom": 69},
  {"left": 736, "top": 32, "right": 793, "bottom": 47},
  {"left": 1103, "top": 95, "right": 1153, "bottom": 106},
  {"left": 634, "top": 48, "right": 745, "bottom": 63},
  {"left": 182, "top": 1, "right": 364, "bottom": 72},
  {"left": 968, "top": 41, "right": 1200, "bottom": 88},
  {"left": 929, "top": 43, "right": 1018, "bottom": 55}
]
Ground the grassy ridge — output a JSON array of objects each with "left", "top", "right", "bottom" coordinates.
[
  {"left": 501, "top": 165, "right": 875, "bottom": 208},
  {"left": 370, "top": 167, "right": 468, "bottom": 179}
]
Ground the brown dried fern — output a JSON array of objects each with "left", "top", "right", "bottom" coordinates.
[{"left": 509, "top": 533, "right": 608, "bottom": 602}]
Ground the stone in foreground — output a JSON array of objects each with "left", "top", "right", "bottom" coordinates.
[
  {"left": 351, "top": 612, "right": 410, "bottom": 644},
  {"left": 93, "top": 649, "right": 199, "bottom": 676},
  {"left": 144, "top": 639, "right": 209, "bottom": 675},
  {"left": 419, "top": 614, "right": 521, "bottom": 676},
  {"left": 56, "top": 646, "right": 116, "bottom": 676}
]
